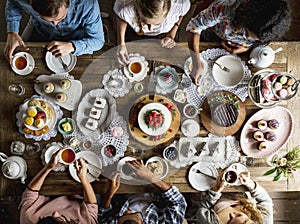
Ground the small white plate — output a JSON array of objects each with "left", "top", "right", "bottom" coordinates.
[
  {"left": 45, "top": 51, "right": 77, "bottom": 74},
  {"left": 11, "top": 52, "right": 35, "bottom": 76},
  {"left": 69, "top": 151, "right": 102, "bottom": 183},
  {"left": 181, "top": 119, "right": 200, "bottom": 137},
  {"left": 138, "top": 103, "right": 172, "bottom": 136},
  {"left": 41, "top": 142, "right": 65, "bottom": 172},
  {"left": 116, "top": 156, "right": 137, "bottom": 180},
  {"left": 188, "top": 161, "right": 218, "bottom": 191},
  {"left": 225, "top": 163, "right": 248, "bottom": 186},
  {"left": 212, "top": 55, "right": 244, "bottom": 87},
  {"left": 145, "top": 156, "right": 168, "bottom": 179}
]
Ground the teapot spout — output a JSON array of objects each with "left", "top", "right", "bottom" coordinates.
[
  {"left": 248, "top": 58, "right": 256, "bottom": 65},
  {"left": 274, "top": 47, "right": 283, "bottom": 54},
  {"left": 20, "top": 173, "right": 27, "bottom": 184}
]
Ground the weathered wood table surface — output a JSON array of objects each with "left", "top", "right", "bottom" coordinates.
[{"left": 0, "top": 41, "right": 299, "bottom": 196}]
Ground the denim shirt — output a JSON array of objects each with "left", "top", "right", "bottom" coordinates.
[{"left": 5, "top": 0, "right": 104, "bottom": 55}]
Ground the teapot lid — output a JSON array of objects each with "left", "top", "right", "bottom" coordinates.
[
  {"left": 259, "top": 47, "right": 274, "bottom": 58},
  {"left": 2, "top": 161, "right": 20, "bottom": 178}
]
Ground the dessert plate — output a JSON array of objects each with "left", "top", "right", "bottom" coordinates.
[
  {"left": 116, "top": 156, "right": 137, "bottom": 180},
  {"left": 181, "top": 119, "right": 200, "bottom": 137},
  {"left": 145, "top": 156, "right": 168, "bottom": 179},
  {"left": 34, "top": 74, "right": 82, "bottom": 111},
  {"left": 46, "top": 51, "right": 77, "bottom": 74},
  {"left": 69, "top": 151, "right": 102, "bottom": 183},
  {"left": 76, "top": 88, "right": 116, "bottom": 137},
  {"left": 188, "top": 161, "right": 217, "bottom": 191},
  {"left": 11, "top": 52, "right": 35, "bottom": 76},
  {"left": 240, "top": 106, "right": 293, "bottom": 158},
  {"left": 157, "top": 67, "right": 179, "bottom": 90},
  {"left": 138, "top": 103, "right": 172, "bottom": 136}
]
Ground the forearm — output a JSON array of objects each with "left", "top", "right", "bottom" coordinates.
[
  {"left": 81, "top": 180, "right": 97, "bottom": 204},
  {"left": 6, "top": 0, "right": 23, "bottom": 33},
  {"left": 166, "top": 16, "right": 183, "bottom": 39},
  {"left": 150, "top": 178, "right": 171, "bottom": 192},
  {"left": 188, "top": 32, "right": 201, "bottom": 65},
  {"left": 116, "top": 17, "right": 127, "bottom": 45},
  {"left": 28, "top": 165, "right": 52, "bottom": 191},
  {"left": 101, "top": 194, "right": 113, "bottom": 208}
]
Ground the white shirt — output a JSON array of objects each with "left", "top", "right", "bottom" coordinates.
[{"left": 114, "top": 0, "right": 191, "bottom": 36}]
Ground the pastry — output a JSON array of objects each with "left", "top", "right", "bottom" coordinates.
[
  {"left": 60, "top": 79, "right": 71, "bottom": 90},
  {"left": 253, "top": 131, "right": 264, "bottom": 141},
  {"left": 273, "top": 82, "right": 282, "bottom": 91},
  {"left": 89, "top": 107, "right": 102, "bottom": 120},
  {"left": 161, "top": 72, "right": 173, "bottom": 84},
  {"left": 85, "top": 118, "right": 98, "bottom": 131},
  {"left": 94, "top": 97, "right": 107, "bottom": 109},
  {"left": 279, "top": 76, "right": 288, "bottom": 84},
  {"left": 212, "top": 103, "right": 238, "bottom": 127},
  {"left": 265, "top": 131, "right": 277, "bottom": 142},
  {"left": 258, "top": 141, "right": 267, "bottom": 151},
  {"left": 277, "top": 89, "right": 288, "bottom": 98},
  {"left": 43, "top": 82, "right": 55, "bottom": 93},
  {"left": 147, "top": 161, "right": 163, "bottom": 177},
  {"left": 257, "top": 120, "right": 267, "bottom": 130},
  {"left": 55, "top": 92, "right": 68, "bottom": 103},
  {"left": 145, "top": 110, "right": 164, "bottom": 130},
  {"left": 268, "top": 119, "right": 279, "bottom": 129},
  {"left": 287, "top": 78, "right": 295, "bottom": 86}
]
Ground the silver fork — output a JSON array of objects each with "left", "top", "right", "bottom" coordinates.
[
  {"left": 58, "top": 57, "right": 69, "bottom": 72},
  {"left": 215, "top": 62, "right": 230, "bottom": 72}
]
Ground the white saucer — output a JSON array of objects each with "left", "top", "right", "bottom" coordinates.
[
  {"left": 69, "top": 151, "right": 102, "bottom": 183},
  {"left": 46, "top": 51, "right": 77, "bottom": 74},
  {"left": 181, "top": 119, "right": 200, "bottom": 137},
  {"left": 11, "top": 52, "right": 35, "bottom": 76},
  {"left": 225, "top": 163, "right": 248, "bottom": 186},
  {"left": 41, "top": 142, "right": 65, "bottom": 172},
  {"left": 123, "top": 56, "right": 149, "bottom": 82},
  {"left": 116, "top": 156, "right": 137, "bottom": 180}
]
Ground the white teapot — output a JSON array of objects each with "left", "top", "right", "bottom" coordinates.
[
  {"left": 248, "top": 45, "right": 282, "bottom": 69},
  {"left": 0, "top": 152, "right": 27, "bottom": 184}
]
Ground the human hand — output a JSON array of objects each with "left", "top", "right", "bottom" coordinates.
[
  {"left": 44, "top": 41, "right": 75, "bottom": 57},
  {"left": 239, "top": 172, "right": 255, "bottom": 189},
  {"left": 4, "top": 32, "right": 29, "bottom": 64},
  {"left": 47, "top": 148, "right": 65, "bottom": 170},
  {"left": 75, "top": 158, "right": 89, "bottom": 183},
  {"left": 221, "top": 41, "right": 250, "bottom": 54},
  {"left": 126, "top": 160, "right": 156, "bottom": 182},
  {"left": 190, "top": 61, "right": 204, "bottom": 86},
  {"left": 161, "top": 37, "right": 176, "bottom": 48},
  {"left": 211, "top": 170, "right": 227, "bottom": 193},
  {"left": 106, "top": 172, "right": 121, "bottom": 197},
  {"left": 116, "top": 44, "right": 130, "bottom": 65}
]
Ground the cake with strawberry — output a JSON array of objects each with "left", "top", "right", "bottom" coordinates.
[{"left": 144, "top": 109, "right": 164, "bottom": 130}]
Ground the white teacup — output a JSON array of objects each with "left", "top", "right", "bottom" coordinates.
[
  {"left": 59, "top": 148, "right": 76, "bottom": 165},
  {"left": 12, "top": 53, "right": 29, "bottom": 72},
  {"left": 183, "top": 104, "right": 201, "bottom": 118},
  {"left": 128, "top": 61, "right": 143, "bottom": 76}
]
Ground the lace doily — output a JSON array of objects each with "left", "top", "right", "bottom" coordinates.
[
  {"left": 182, "top": 48, "right": 251, "bottom": 108},
  {"left": 154, "top": 65, "right": 179, "bottom": 95},
  {"left": 71, "top": 112, "right": 129, "bottom": 166},
  {"left": 102, "top": 68, "right": 132, "bottom": 98},
  {"left": 123, "top": 53, "right": 149, "bottom": 82},
  {"left": 16, "top": 95, "right": 63, "bottom": 141}
]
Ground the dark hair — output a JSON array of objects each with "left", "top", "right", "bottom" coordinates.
[
  {"left": 31, "top": 0, "right": 69, "bottom": 17},
  {"left": 232, "top": 0, "right": 291, "bottom": 43},
  {"left": 122, "top": 220, "right": 139, "bottom": 224},
  {"left": 37, "top": 216, "right": 78, "bottom": 224}
]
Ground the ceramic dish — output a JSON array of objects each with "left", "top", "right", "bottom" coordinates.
[
  {"left": 224, "top": 163, "right": 248, "bottom": 186},
  {"left": 46, "top": 51, "right": 77, "bottom": 74},
  {"left": 240, "top": 106, "right": 293, "bottom": 158},
  {"left": 181, "top": 119, "right": 200, "bottom": 137},
  {"left": 76, "top": 88, "right": 116, "bottom": 137},
  {"left": 188, "top": 161, "right": 218, "bottom": 191},
  {"left": 123, "top": 56, "right": 149, "bottom": 82},
  {"left": 138, "top": 103, "right": 172, "bottom": 136},
  {"left": 69, "top": 151, "right": 102, "bottom": 183},
  {"left": 57, "top": 118, "right": 76, "bottom": 135},
  {"left": 173, "top": 89, "right": 187, "bottom": 103},
  {"left": 145, "top": 156, "right": 168, "bottom": 179},
  {"left": 212, "top": 55, "right": 244, "bottom": 87},
  {"left": 41, "top": 142, "right": 65, "bottom": 172},
  {"left": 11, "top": 52, "right": 35, "bottom": 76},
  {"left": 116, "top": 156, "right": 137, "bottom": 180},
  {"left": 157, "top": 67, "right": 179, "bottom": 89},
  {"left": 34, "top": 74, "right": 82, "bottom": 111}
]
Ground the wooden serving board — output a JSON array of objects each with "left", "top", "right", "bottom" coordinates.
[
  {"left": 128, "top": 94, "right": 180, "bottom": 146},
  {"left": 200, "top": 90, "right": 246, "bottom": 136}
]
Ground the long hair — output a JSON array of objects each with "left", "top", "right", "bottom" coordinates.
[
  {"left": 231, "top": 0, "right": 291, "bottom": 44},
  {"left": 31, "top": 0, "right": 70, "bottom": 17},
  {"left": 239, "top": 197, "right": 264, "bottom": 224}
]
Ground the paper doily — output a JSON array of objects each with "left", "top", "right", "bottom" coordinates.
[
  {"left": 16, "top": 95, "right": 63, "bottom": 141},
  {"left": 182, "top": 48, "right": 251, "bottom": 108},
  {"left": 102, "top": 68, "right": 132, "bottom": 98}
]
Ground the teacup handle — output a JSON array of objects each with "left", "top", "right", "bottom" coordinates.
[{"left": 0, "top": 152, "right": 8, "bottom": 162}]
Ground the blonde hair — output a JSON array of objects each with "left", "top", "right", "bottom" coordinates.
[
  {"left": 239, "top": 198, "right": 265, "bottom": 224},
  {"left": 134, "top": 0, "right": 171, "bottom": 34}
]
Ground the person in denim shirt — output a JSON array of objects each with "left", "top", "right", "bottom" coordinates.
[
  {"left": 5, "top": 0, "right": 104, "bottom": 64},
  {"left": 186, "top": 0, "right": 291, "bottom": 85}
]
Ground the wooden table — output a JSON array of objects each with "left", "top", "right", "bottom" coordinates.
[{"left": 0, "top": 41, "right": 299, "bottom": 196}]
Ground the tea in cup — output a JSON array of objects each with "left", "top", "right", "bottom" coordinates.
[
  {"left": 223, "top": 170, "right": 238, "bottom": 184},
  {"left": 59, "top": 148, "right": 76, "bottom": 165},
  {"left": 128, "top": 61, "right": 143, "bottom": 76},
  {"left": 12, "top": 54, "right": 29, "bottom": 71},
  {"left": 183, "top": 104, "right": 200, "bottom": 118}
]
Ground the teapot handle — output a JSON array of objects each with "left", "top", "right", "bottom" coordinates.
[
  {"left": 0, "top": 152, "right": 8, "bottom": 162},
  {"left": 21, "top": 173, "right": 27, "bottom": 184},
  {"left": 274, "top": 47, "right": 283, "bottom": 54}
]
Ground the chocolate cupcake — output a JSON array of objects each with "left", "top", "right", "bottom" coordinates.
[
  {"left": 268, "top": 119, "right": 279, "bottom": 129},
  {"left": 265, "top": 131, "right": 277, "bottom": 142}
]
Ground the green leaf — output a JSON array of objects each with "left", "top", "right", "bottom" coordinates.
[
  {"left": 263, "top": 168, "right": 277, "bottom": 176},
  {"left": 273, "top": 172, "right": 283, "bottom": 181}
]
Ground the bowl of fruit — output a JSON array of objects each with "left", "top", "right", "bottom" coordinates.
[
  {"left": 23, "top": 106, "right": 47, "bottom": 130},
  {"left": 101, "top": 144, "right": 117, "bottom": 158},
  {"left": 58, "top": 118, "right": 75, "bottom": 135}
]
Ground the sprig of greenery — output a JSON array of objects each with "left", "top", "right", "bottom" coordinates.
[{"left": 208, "top": 93, "right": 240, "bottom": 110}]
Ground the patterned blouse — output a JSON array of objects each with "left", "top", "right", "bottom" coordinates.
[{"left": 186, "top": 0, "right": 257, "bottom": 47}]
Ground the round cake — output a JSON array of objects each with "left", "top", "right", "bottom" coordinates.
[
  {"left": 145, "top": 110, "right": 164, "bottom": 130},
  {"left": 212, "top": 103, "right": 238, "bottom": 127}
]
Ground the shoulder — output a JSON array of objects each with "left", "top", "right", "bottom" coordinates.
[{"left": 170, "top": 0, "right": 191, "bottom": 14}]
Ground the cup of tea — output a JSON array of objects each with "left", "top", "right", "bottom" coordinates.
[
  {"left": 128, "top": 61, "right": 143, "bottom": 76},
  {"left": 223, "top": 170, "right": 238, "bottom": 184},
  {"left": 12, "top": 54, "right": 29, "bottom": 72},
  {"left": 59, "top": 148, "right": 76, "bottom": 165}
]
